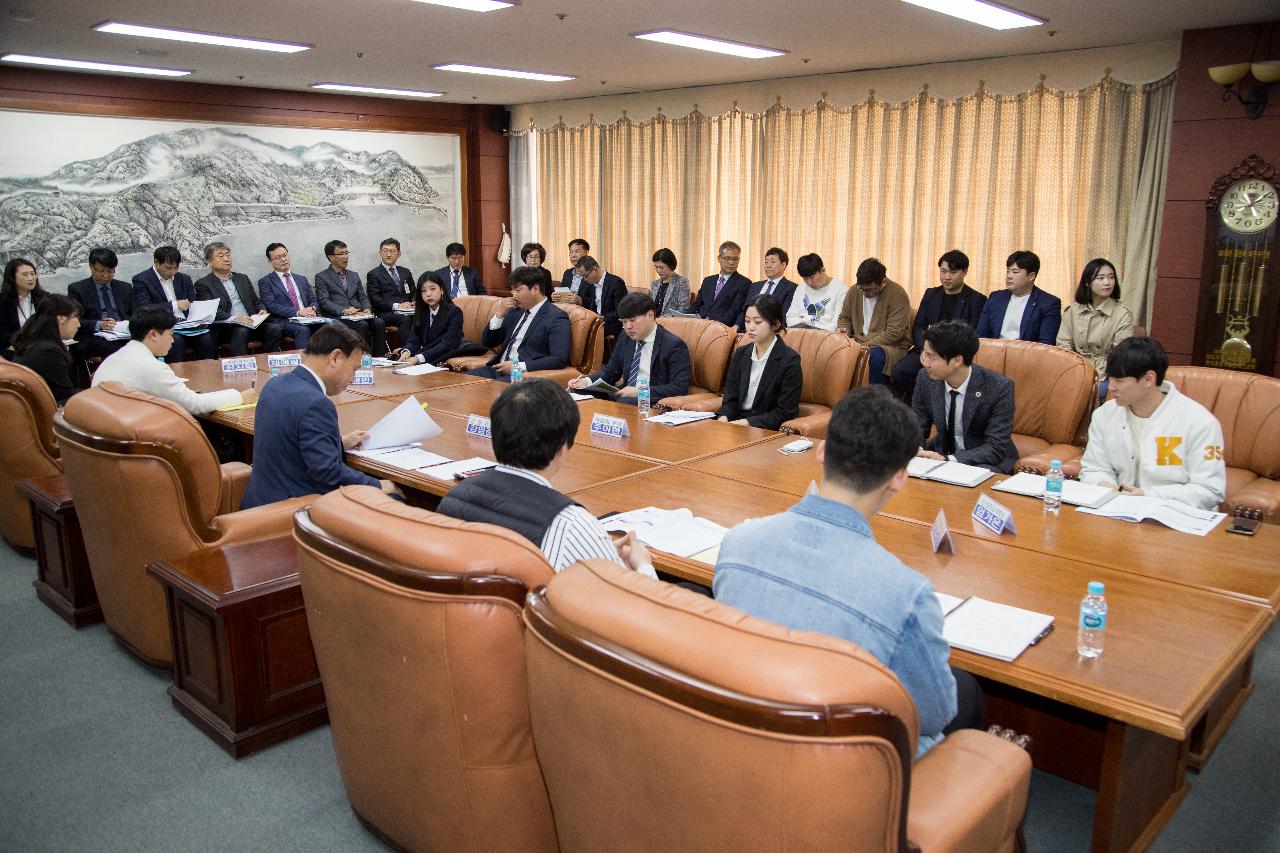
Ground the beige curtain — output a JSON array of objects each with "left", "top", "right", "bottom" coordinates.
[{"left": 532, "top": 73, "right": 1176, "bottom": 317}]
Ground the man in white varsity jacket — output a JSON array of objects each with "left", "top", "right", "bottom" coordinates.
[{"left": 1079, "top": 337, "right": 1225, "bottom": 510}]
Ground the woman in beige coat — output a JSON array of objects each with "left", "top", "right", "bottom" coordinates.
[{"left": 1057, "top": 258, "right": 1133, "bottom": 397}]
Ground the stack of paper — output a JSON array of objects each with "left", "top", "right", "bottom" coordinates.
[
  {"left": 568, "top": 392, "right": 594, "bottom": 402},
  {"left": 348, "top": 445, "right": 451, "bottom": 470},
  {"left": 907, "top": 458, "right": 994, "bottom": 488},
  {"left": 369, "top": 357, "right": 409, "bottom": 367},
  {"left": 600, "top": 507, "right": 728, "bottom": 558},
  {"left": 174, "top": 299, "right": 220, "bottom": 329},
  {"left": 361, "top": 396, "right": 443, "bottom": 450},
  {"left": 647, "top": 410, "right": 716, "bottom": 426},
  {"left": 993, "top": 472, "right": 1118, "bottom": 509},
  {"left": 95, "top": 322, "right": 130, "bottom": 341},
  {"left": 289, "top": 315, "right": 329, "bottom": 325},
  {"left": 215, "top": 313, "right": 269, "bottom": 329},
  {"left": 1077, "top": 495, "right": 1226, "bottom": 536},
  {"left": 419, "top": 458, "right": 498, "bottom": 481},
  {"left": 394, "top": 362, "right": 449, "bottom": 376},
  {"left": 937, "top": 595, "right": 1055, "bottom": 662}
]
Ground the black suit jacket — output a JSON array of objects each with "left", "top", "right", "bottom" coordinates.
[
  {"left": 194, "top": 272, "right": 265, "bottom": 320},
  {"left": 692, "top": 271, "right": 750, "bottom": 326},
  {"left": 68, "top": 277, "right": 134, "bottom": 346},
  {"left": 481, "top": 300, "right": 571, "bottom": 371},
  {"left": 739, "top": 277, "right": 799, "bottom": 329},
  {"left": 16, "top": 339, "right": 77, "bottom": 405},
  {"left": 590, "top": 323, "right": 691, "bottom": 402},
  {"left": 912, "top": 362, "right": 1018, "bottom": 473},
  {"left": 716, "top": 338, "right": 803, "bottom": 430},
  {"left": 366, "top": 265, "right": 415, "bottom": 315},
  {"left": 911, "top": 284, "right": 987, "bottom": 349},
  {"left": 435, "top": 265, "right": 485, "bottom": 297},
  {"left": 132, "top": 267, "right": 197, "bottom": 310},
  {"left": 595, "top": 273, "right": 628, "bottom": 339},
  {"left": 404, "top": 303, "right": 464, "bottom": 365},
  {"left": 0, "top": 299, "right": 29, "bottom": 356}
]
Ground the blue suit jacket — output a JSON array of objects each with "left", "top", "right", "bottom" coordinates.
[
  {"left": 590, "top": 324, "right": 691, "bottom": 402},
  {"left": 403, "top": 303, "right": 464, "bottom": 364},
  {"left": 912, "top": 284, "right": 987, "bottom": 349},
  {"left": 975, "top": 285, "right": 1062, "bottom": 345},
  {"left": 740, "top": 277, "right": 799, "bottom": 329},
  {"left": 692, "top": 271, "right": 750, "bottom": 326},
  {"left": 257, "top": 271, "right": 319, "bottom": 320},
  {"left": 559, "top": 268, "right": 598, "bottom": 313},
  {"left": 435, "top": 266, "right": 486, "bottom": 297},
  {"left": 481, "top": 300, "right": 571, "bottom": 372},
  {"left": 131, "top": 267, "right": 197, "bottom": 309},
  {"left": 241, "top": 368, "right": 379, "bottom": 508}
]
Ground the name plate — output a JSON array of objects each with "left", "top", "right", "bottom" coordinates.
[
  {"left": 220, "top": 356, "right": 256, "bottom": 374},
  {"left": 589, "top": 413, "right": 630, "bottom": 438},
  {"left": 267, "top": 353, "right": 302, "bottom": 369},
  {"left": 351, "top": 369, "right": 375, "bottom": 386},
  {"left": 465, "top": 414, "right": 492, "bottom": 439},
  {"left": 931, "top": 508, "right": 956, "bottom": 554},
  {"left": 972, "top": 494, "right": 1017, "bottom": 535}
]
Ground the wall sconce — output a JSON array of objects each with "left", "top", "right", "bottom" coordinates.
[{"left": 1208, "top": 61, "right": 1280, "bottom": 120}]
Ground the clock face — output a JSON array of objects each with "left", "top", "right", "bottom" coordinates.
[{"left": 1221, "top": 178, "right": 1279, "bottom": 234}]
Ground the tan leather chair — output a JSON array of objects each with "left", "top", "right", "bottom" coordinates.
[
  {"left": 0, "top": 361, "right": 62, "bottom": 551},
  {"left": 653, "top": 316, "right": 737, "bottom": 408},
  {"left": 524, "top": 560, "right": 1031, "bottom": 853},
  {"left": 54, "top": 382, "right": 309, "bottom": 666},
  {"left": 973, "top": 339, "right": 1096, "bottom": 473},
  {"left": 446, "top": 294, "right": 504, "bottom": 371},
  {"left": 528, "top": 303, "right": 604, "bottom": 386},
  {"left": 294, "top": 485, "right": 557, "bottom": 853},
  {"left": 780, "top": 328, "right": 868, "bottom": 438}
]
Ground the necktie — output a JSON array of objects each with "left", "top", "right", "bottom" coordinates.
[
  {"left": 388, "top": 267, "right": 403, "bottom": 294},
  {"left": 503, "top": 311, "right": 530, "bottom": 362},
  {"left": 764, "top": 280, "right": 774, "bottom": 296},
  {"left": 283, "top": 272, "right": 301, "bottom": 311},
  {"left": 944, "top": 389, "right": 959, "bottom": 457},
  {"left": 452, "top": 270, "right": 461, "bottom": 298},
  {"left": 627, "top": 340, "right": 645, "bottom": 387},
  {"left": 714, "top": 274, "right": 726, "bottom": 300},
  {"left": 99, "top": 283, "right": 119, "bottom": 320}
]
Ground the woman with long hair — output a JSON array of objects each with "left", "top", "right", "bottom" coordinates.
[
  {"left": 1, "top": 258, "right": 47, "bottom": 357},
  {"left": 12, "top": 293, "right": 81, "bottom": 405},
  {"left": 396, "top": 271, "right": 463, "bottom": 365},
  {"left": 1057, "top": 258, "right": 1133, "bottom": 395}
]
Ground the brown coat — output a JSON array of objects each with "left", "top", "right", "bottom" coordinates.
[{"left": 836, "top": 278, "right": 913, "bottom": 375}]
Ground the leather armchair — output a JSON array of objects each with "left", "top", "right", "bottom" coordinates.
[
  {"left": 779, "top": 328, "right": 868, "bottom": 438},
  {"left": 524, "top": 560, "right": 1031, "bottom": 852},
  {"left": 653, "top": 316, "right": 737, "bottom": 409},
  {"left": 446, "top": 294, "right": 504, "bottom": 372},
  {"left": 0, "top": 361, "right": 62, "bottom": 551},
  {"left": 529, "top": 303, "right": 604, "bottom": 386},
  {"left": 294, "top": 485, "right": 557, "bottom": 853},
  {"left": 54, "top": 382, "right": 311, "bottom": 666}
]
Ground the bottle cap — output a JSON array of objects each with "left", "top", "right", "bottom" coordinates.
[
  {"left": 1087, "top": 581, "right": 1104, "bottom": 595},
  {"left": 1051, "top": 459, "right": 1062, "bottom": 468}
]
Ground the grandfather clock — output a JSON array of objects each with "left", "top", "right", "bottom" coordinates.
[{"left": 1193, "top": 155, "right": 1279, "bottom": 374}]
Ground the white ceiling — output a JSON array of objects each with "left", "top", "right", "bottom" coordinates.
[{"left": 0, "top": 0, "right": 1275, "bottom": 106}]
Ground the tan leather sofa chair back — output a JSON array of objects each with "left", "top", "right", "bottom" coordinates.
[
  {"left": 0, "top": 360, "right": 61, "bottom": 551},
  {"left": 778, "top": 328, "right": 867, "bottom": 437},
  {"left": 656, "top": 316, "right": 736, "bottom": 394},
  {"left": 446, "top": 294, "right": 505, "bottom": 371},
  {"left": 295, "top": 486, "right": 558, "bottom": 853},
  {"left": 528, "top": 303, "right": 604, "bottom": 385}
]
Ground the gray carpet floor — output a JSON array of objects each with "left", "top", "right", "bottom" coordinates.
[{"left": 2, "top": 543, "right": 1278, "bottom": 852}]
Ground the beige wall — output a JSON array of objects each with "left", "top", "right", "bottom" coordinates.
[{"left": 511, "top": 39, "right": 1179, "bottom": 129}]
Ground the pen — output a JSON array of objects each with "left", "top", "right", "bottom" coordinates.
[
  {"left": 250, "top": 377, "right": 257, "bottom": 390},
  {"left": 1032, "top": 623, "right": 1054, "bottom": 644}
]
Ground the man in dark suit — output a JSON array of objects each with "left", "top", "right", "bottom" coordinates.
[
  {"left": 435, "top": 242, "right": 486, "bottom": 299},
  {"left": 558, "top": 238, "right": 591, "bottom": 297},
  {"left": 891, "top": 249, "right": 988, "bottom": 398},
  {"left": 568, "top": 292, "right": 690, "bottom": 403},
  {"left": 314, "top": 239, "right": 387, "bottom": 357},
  {"left": 573, "top": 255, "right": 628, "bottom": 340},
  {"left": 258, "top": 242, "right": 323, "bottom": 350},
  {"left": 68, "top": 247, "right": 134, "bottom": 361},
  {"left": 975, "top": 250, "right": 1062, "bottom": 345},
  {"left": 912, "top": 320, "right": 1018, "bottom": 474},
  {"left": 131, "top": 245, "right": 215, "bottom": 362},
  {"left": 738, "top": 246, "right": 799, "bottom": 330},
  {"left": 194, "top": 242, "right": 282, "bottom": 356},
  {"left": 365, "top": 236, "right": 416, "bottom": 327},
  {"left": 242, "top": 323, "right": 397, "bottom": 509},
  {"left": 470, "top": 266, "right": 570, "bottom": 380},
  {"left": 691, "top": 240, "right": 750, "bottom": 326}
]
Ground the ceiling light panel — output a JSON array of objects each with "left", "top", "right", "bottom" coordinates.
[
  {"left": 434, "top": 63, "right": 573, "bottom": 82},
  {"left": 311, "top": 83, "right": 444, "bottom": 98},
  {"left": 1, "top": 53, "right": 191, "bottom": 76},
  {"left": 94, "top": 22, "right": 310, "bottom": 53},
  {"left": 899, "top": 0, "right": 1044, "bottom": 30},
  {"left": 633, "top": 30, "right": 786, "bottom": 59},
  {"left": 409, "top": 0, "right": 517, "bottom": 11}
]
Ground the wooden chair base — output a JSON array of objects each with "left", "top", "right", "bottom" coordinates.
[{"left": 20, "top": 474, "right": 101, "bottom": 628}]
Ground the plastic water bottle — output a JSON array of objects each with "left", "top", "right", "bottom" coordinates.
[
  {"left": 270, "top": 367, "right": 279, "bottom": 380},
  {"left": 1077, "top": 581, "right": 1107, "bottom": 658},
  {"left": 360, "top": 352, "right": 373, "bottom": 369},
  {"left": 1043, "top": 459, "right": 1064, "bottom": 513},
  {"left": 637, "top": 377, "right": 651, "bottom": 417},
  {"left": 510, "top": 360, "right": 524, "bottom": 383}
]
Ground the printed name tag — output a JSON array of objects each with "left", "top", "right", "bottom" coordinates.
[
  {"left": 351, "top": 369, "right": 375, "bottom": 386},
  {"left": 589, "top": 413, "right": 630, "bottom": 438},
  {"left": 972, "top": 494, "right": 1017, "bottom": 535},
  {"left": 465, "top": 414, "right": 492, "bottom": 439},
  {"left": 267, "top": 353, "right": 302, "bottom": 369},
  {"left": 931, "top": 508, "right": 956, "bottom": 554},
  {"left": 220, "top": 356, "right": 256, "bottom": 373}
]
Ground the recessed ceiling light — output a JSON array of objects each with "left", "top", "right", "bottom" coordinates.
[
  {"left": 409, "top": 0, "right": 517, "bottom": 11},
  {"left": 632, "top": 30, "right": 786, "bottom": 59},
  {"left": 900, "top": 0, "right": 1043, "bottom": 30},
  {"left": 434, "top": 63, "right": 573, "bottom": 82},
  {"left": 311, "top": 83, "right": 444, "bottom": 99},
  {"left": 94, "top": 21, "right": 310, "bottom": 53},
  {"left": 0, "top": 53, "right": 190, "bottom": 76}
]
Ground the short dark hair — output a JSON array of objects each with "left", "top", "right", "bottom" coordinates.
[
  {"left": 575, "top": 255, "right": 600, "bottom": 275},
  {"left": 855, "top": 257, "right": 887, "bottom": 285},
  {"left": 652, "top": 248, "right": 677, "bottom": 270},
  {"left": 304, "top": 321, "right": 365, "bottom": 357},
  {"left": 511, "top": 264, "right": 550, "bottom": 296},
  {"left": 380, "top": 237, "right": 401, "bottom": 251},
  {"left": 1106, "top": 336, "right": 1167, "bottom": 384},
  {"left": 765, "top": 247, "right": 789, "bottom": 265},
  {"left": 324, "top": 239, "right": 348, "bottom": 259},
  {"left": 617, "top": 292, "right": 655, "bottom": 320},
  {"left": 938, "top": 249, "right": 969, "bottom": 271},
  {"left": 924, "top": 319, "right": 980, "bottom": 365},
  {"left": 89, "top": 248, "right": 118, "bottom": 269},
  {"left": 824, "top": 387, "right": 921, "bottom": 493},
  {"left": 1006, "top": 250, "right": 1040, "bottom": 275},
  {"left": 795, "top": 253, "right": 824, "bottom": 279},
  {"left": 445, "top": 242, "right": 466, "bottom": 257},
  {"left": 568, "top": 238, "right": 590, "bottom": 251},
  {"left": 520, "top": 242, "right": 547, "bottom": 263},
  {"left": 747, "top": 293, "right": 786, "bottom": 331},
  {"left": 266, "top": 242, "right": 288, "bottom": 259},
  {"left": 130, "top": 304, "right": 177, "bottom": 340},
  {"left": 12, "top": 293, "right": 80, "bottom": 358},
  {"left": 718, "top": 241, "right": 741, "bottom": 256},
  {"left": 489, "top": 379, "right": 579, "bottom": 470},
  {"left": 153, "top": 246, "right": 181, "bottom": 266},
  {"left": 1074, "top": 258, "right": 1121, "bottom": 305}
]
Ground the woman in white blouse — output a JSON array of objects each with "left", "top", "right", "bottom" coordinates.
[
  {"left": 0, "top": 258, "right": 47, "bottom": 357},
  {"left": 717, "top": 294, "right": 803, "bottom": 430}
]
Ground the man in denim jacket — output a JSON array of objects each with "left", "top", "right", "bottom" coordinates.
[{"left": 713, "top": 386, "right": 982, "bottom": 756}]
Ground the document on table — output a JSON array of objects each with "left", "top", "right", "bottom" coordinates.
[
  {"left": 907, "top": 458, "right": 994, "bottom": 488},
  {"left": 174, "top": 299, "right": 220, "bottom": 328},
  {"left": 370, "top": 357, "right": 409, "bottom": 368},
  {"left": 934, "top": 592, "right": 966, "bottom": 616},
  {"left": 361, "top": 396, "right": 443, "bottom": 451},
  {"left": 569, "top": 392, "right": 594, "bottom": 402},
  {"left": 95, "top": 322, "right": 130, "bottom": 341},
  {"left": 599, "top": 507, "right": 728, "bottom": 558},
  {"left": 419, "top": 457, "right": 497, "bottom": 481},
  {"left": 394, "top": 362, "right": 449, "bottom": 376},
  {"left": 348, "top": 444, "right": 452, "bottom": 470},
  {"left": 647, "top": 410, "right": 716, "bottom": 426},
  {"left": 992, "top": 472, "right": 1118, "bottom": 509},
  {"left": 582, "top": 378, "right": 620, "bottom": 395},
  {"left": 1077, "top": 494, "right": 1226, "bottom": 536},
  {"left": 940, "top": 597, "right": 1055, "bottom": 662}
]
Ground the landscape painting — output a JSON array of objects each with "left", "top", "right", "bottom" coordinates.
[{"left": 0, "top": 110, "right": 463, "bottom": 294}]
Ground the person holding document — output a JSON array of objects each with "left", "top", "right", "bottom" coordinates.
[
  {"left": 716, "top": 294, "right": 801, "bottom": 429},
  {"left": 395, "top": 271, "right": 463, "bottom": 366},
  {"left": 131, "top": 246, "right": 215, "bottom": 363},
  {"left": 567, "top": 292, "right": 690, "bottom": 403},
  {"left": 194, "top": 242, "right": 281, "bottom": 356},
  {"left": 258, "top": 243, "right": 324, "bottom": 350}
]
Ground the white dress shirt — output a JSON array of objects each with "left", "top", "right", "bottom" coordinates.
[
  {"left": 16, "top": 293, "right": 34, "bottom": 325},
  {"left": 1000, "top": 292, "right": 1030, "bottom": 340},
  {"left": 92, "top": 340, "right": 241, "bottom": 414},
  {"left": 761, "top": 277, "right": 781, "bottom": 296},
  {"left": 944, "top": 368, "right": 972, "bottom": 458},
  {"left": 157, "top": 275, "right": 185, "bottom": 316},
  {"left": 743, "top": 336, "right": 776, "bottom": 410},
  {"left": 634, "top": 325, "right": 657, "bottom": 384},
  {"left": 491, "top": 297, "right": 547, "bottom": 362}
]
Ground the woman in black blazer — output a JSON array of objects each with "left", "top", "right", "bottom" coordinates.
[
  {"left": 717, "top": 294, "right": 802, "bottom": 430},
  {"left": 13, "top": 293, "right": 81, "bottom": 405},
  {"left": 396, "top": 271, "right": 464, "bottom": 365},
  {"left": 0, "top": 257, "right": 48, "bottom": 359}
]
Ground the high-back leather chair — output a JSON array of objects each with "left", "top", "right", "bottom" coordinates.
[
  {"left": 654, "top": 316, "right": 737, "bottom": 408},
  {"left": 54, "top": 382, "right": 310, "bottom": 666},
  {"left": 528, "top": 303, "right": 604, "bottom": 385},
  {"left": 0, "top": 361, "right": 62, "bottom": 551},
  {"left": 446, "top": 294, "right": 505, "bottom": 371},
  {"left": 779, "top": 328, "right": 868, "bottom": 438},
  {"left": 294, "top": 486, "right": 558, "bottom": 853},
  {"left": 524, "top": 560, "right": 1031, "bottom": 852}
]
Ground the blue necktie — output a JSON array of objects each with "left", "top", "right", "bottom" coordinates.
[
  {"left": 452, "top": 270, "right": 461, "bottom": 298},
  {"left": 99, "top": 284, "right": 119, "bottom": 320},
  {"left": 627, "top": 340, "right": 644, "bottom": 387}
]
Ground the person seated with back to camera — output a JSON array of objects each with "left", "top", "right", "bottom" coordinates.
[
  {"left": 716, "top": 294, "right": 802, "bottom": 429},
  {"left": 469, "top": 265, "right": 570, "bottom": 380},
  {"left": 567, "top": 292, "right": 690, "bottom": 404},
  {"left": 395, "top": 271, "right": 463, "bottom": 366}
]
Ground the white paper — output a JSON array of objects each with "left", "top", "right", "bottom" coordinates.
[
  {"left": 418, "top": 457, "right": 497, "bottom": 481},
  {"left": 289, "top": 315, "right": 329, "bottom": 325},
  {"left": 370, "top": 357, "right": 409, "bottom": 367},
  {"left": 908, "top": 457, "right": 943, "bottom": 478},
  {"left": 599, "top": 507, "right": 726, "bottom": 558},
  {"left": 647, "top": 410, "right": 716, "bottom": 426},
  {"left": 600, "top": 507, "right": 694, "bottom": 535},
  {"left": 215, "top": 313, "right": 268, "bottom": 329},
  {"left": 569, "top": 392, "right": 593, "bottom": 401},
  {"left": 394, "top": 362, "right": 450, "bottom": 376},
  {"left": 1077, "top": 495, "right": 1226, "bottom": 536},
  {"left": 934, "top": 592, "right": 966, "bottom": 616},
  {"left": 95, "top": 322, "right": 130, "bottom": 341},
  {"left": 909, "top": 458, "right": 993, "bottom": 487},
  {"left": 348, "top": 444, "right": 452, "bottom": 470},
  {"left": 174, "top": 298, "right": 220, "bottom": 328},
  {"left": 361, "top": 396, "right": 443, "bottom": 451},
  {"left": 943, "top": 597, "right": 1054, "bottom": 662},
  {"left": 993, "top": 472, "right": 1118, "bottom": 509}
]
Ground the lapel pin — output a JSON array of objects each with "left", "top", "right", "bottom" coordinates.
[{"left": 975, "top": 391, "right": 983, "bottom": 398}]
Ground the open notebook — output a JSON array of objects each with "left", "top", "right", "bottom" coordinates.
[
  {"left": 907, "top": 457, "right": 995, "bottom": 488},
  {"left": 1078, "top": 495, "right": 1226, "bottom": 536},
  {"left": 935, "top": 593, "right": 1055, "bottom": 662},
  {"left": 599, "top": 507, "right": 728, "bottom": 559},
  {"left": 993, "top": 472, "right": 1118, "bottom": 509}
]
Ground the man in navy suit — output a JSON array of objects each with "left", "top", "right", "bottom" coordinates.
[
  {"left": 975, "top": 250, "right": 1062, "bottom": 345},
  {"left": 435, "top": 242, "right": 486, "bottom": 299},
  {"left": 738, "top": 247, "right": 798, "bottom": 330},
  {"left": 568, "top": 292, "right": 690, "bottom": 403},
  {"left": 470, "top": 266, "right": 570, "bottom": 380},
  {"left": 365, "top": 236, "right": 416, "bottom": 327},
  {"left": 131, "top": 246, "right": 215, "bottom": 362},
  {"left": 68, "top": 247, "right": 134, "bottom": 361},
  {"left": 194, "top": 242, "right": 282, "bottom": 356},
  {"left": 558, "top": 238, "right": 591, "bottom": 299},
  {"left": 242, "top": 322, "right": 398, "bottom": 509},
  {"left": 891, "top": 250, "right": 988, "bottom": 398},
  {"left": 258, "top": 242, "right": 324, "bottom": 350},
  {"left": 573, "top": 255, "right": 628, "bottom": 339},
  {"left": 691, "top": 240, "right": 750, "bottom": 326}
]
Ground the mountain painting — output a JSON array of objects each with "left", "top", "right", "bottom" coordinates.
[{"left": 0, "top": 110, "right": 463, "bottom": 293}]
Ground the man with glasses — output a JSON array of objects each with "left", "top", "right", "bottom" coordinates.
[
  {"left": 691, "top": 240, "right": 750, "bottom": 327},
  {"left": 258, "top": 243, "right": 323, "bottom": 349},
  {"left": 315, "top": 239, "right": 388, "bottom": 357},
  {"left": 836, "top": 257, "right": 913, "bottom": 385}
]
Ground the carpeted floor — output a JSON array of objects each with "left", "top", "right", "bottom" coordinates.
[{"left": 2, "top": 543, "right": 1278, "bottom": 852}]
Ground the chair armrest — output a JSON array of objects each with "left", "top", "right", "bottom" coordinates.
[
  {"left": 446, "top": 354, "right": 493, "bottom": 372},
  {"left": 212, "top": 495, "right": 316, "bottom": 546},
  {"left": 907, "top": 729, "right": 1032, "bottom": 853},
  {"left": 218, "top": 461, "right": 253, "bottom": 516},
  {"left": 1227, "top": 477, "right": 1280, "bottom": 521},
  {"left": 658, "top": 393, "right": 723, "bottom": 412},
  {"left": 1017, "top": 444, "right": 1084, "bottom": 476},
  {"left": 527, "top": 367, "right": 581, "bottom": 386},
  {"left": 779, "top": 412, "right": 832, "bottom": 439}
]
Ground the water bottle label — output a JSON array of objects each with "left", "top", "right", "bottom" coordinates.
[
  {"left": 1045, "top": 478, "right": 1063, "bottom": 494},
  {"left": 1080, "top": 611, "right": 1106, "bottom": 631}
]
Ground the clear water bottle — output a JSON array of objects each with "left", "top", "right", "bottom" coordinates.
[
  {"left": 636, "top": 377, "right": 651, "bottom": 417},
  {"left": 360, "top": 352, "right": 373, "bottom": 369},
  {"left": 510, "top": 360, "right": 524, "bottom": 383},
  {"left": 270, "top": 367, "right": 279, "bottom": 380},
  {"left": 1043, "top": 459, "right": 1064, "bottom": 512},
  {"left": 1077, "top": 581, "right": 1107, "bottom": 658}
]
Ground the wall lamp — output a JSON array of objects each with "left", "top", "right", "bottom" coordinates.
[{"left": 1208, "top": 61, "right": 1280, "bottom": 120}]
